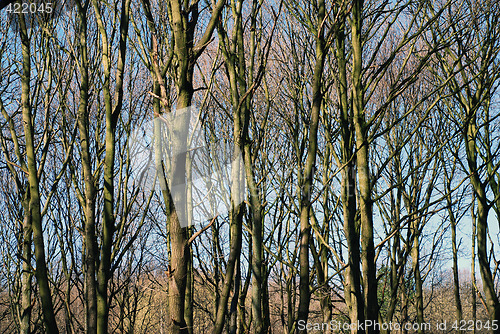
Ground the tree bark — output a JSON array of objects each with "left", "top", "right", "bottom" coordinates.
[
  {"left": 448, "top": 193, "right": 463, "bottom": 326},
  {"left": 93, "top": 0, "right": 131, "bottom": 332},
  {"left": 75, "top": 1, "right": 98, "bottom": 332},
  {"left": 410, "top": 218, "right": 424, "bottom": 334},
  {"left": 351, "top": 0, "right": 379, "bottom": 330},
  {"left": 18, "top": 11, "right": 60, "bottom": 334},
  {"left": 151, "top": 1, "right": 225, "bottom": 332},
  {"left": 336, "top": 13, "right": 364, "bottom": 332},
  {"left": 465, "top": 110, "right": 500, "bottom": 329},
  {"left": 296, "top": 2, "right": 326, "bottom": 332},
  {"left": 20, "top": 203, "right": 32, "bottom": 334}
]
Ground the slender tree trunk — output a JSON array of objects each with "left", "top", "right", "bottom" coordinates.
[
  {"left": 92, "top": 0, "right": 131, "bottom": 333},
  {"left": 337, "top": 14, "right": 364, "bottom": 332},
  {"left": 165, "top": 4, "right": 194, "bottom": 332},
  {"left": 165, "top": 107, "right": 190, "bottom": 334},
  {"left": 317, "top": 98, "right": 333, "bottom": 334},
  {"left": 18, "top": 11, "right": 59, "bottom": 334},
  {"left": 475, "top": 196, "right": 500, "bottom": 328},
  {"left": 213, "top": 125, "right": 245, "bottom": 334},
  {"left": 212, "top": 36, "right": 245, "bottom": 331},
  {"left": 167, "top": 198, "right": 189, "bottom": 334},
  {"left": 212, "top": 219, "right": 220, "bottom": 319},
  {"left": 185, "top": 138, "right": 194, "bottom": 334},
  {"left": 319, "top": 252, "right": 332, "bottom": 331},
  {"left": 185, "top": 228, "right": 194, "bottom": 334},
  {"left": 20, "top": 203, "right": 32, "bottom": 334},
  {"left": 411, "top": 219, "right": 424, "bottom": 334},
  {"left": 351, "top": 1, "right": 379, "bottom": 330},
  {"left": 215, "top": 1, "right": 271, "bottom": 331},
  {"left": 386, "top": 180, "right": 402, "bottom": 326},
  {"left": 213, "top": 199, "right": 243, "bottom": 334},
  {"left": 471, "top": 199, "right": 477, "bottom": 334},
  {"left": 262, "top": 268, "right": 271, "bottom": 333},
  {"left": 239, "top": 244, "right": 252, "bottom": 334},
  {"left": 449, "top": 202, "right": 463, "bottom": 325},
  {"left": 465, "top": 115, "right": 500, "bottom": 329},
  {"left": 158, "top": 1, "right": 225, "bottom": 331},
  {"left": 247, "top": 142, "right": 264, "bottom": 334},
  {"left": 287, "top": 272, "right": 295, "bottom": 334},
  {"left": 75, "top": 1, "right": 98, "bottom": 331},
  {"left": 401, "top": 277, "right": 408, "bottom": 334},
  {"left": 297, "top": 2, "right": 326, "bottom": 332},
  {"left": 315, "top": 237, "right": 332, "bottom": 334},
  {"left": 229, "top": 258, "right": 241, "bottom": 334}
]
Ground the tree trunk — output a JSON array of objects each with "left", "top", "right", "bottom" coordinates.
[
  {"left": 386, "top": 178, "right": 402, "bottom": 326},
  {"left": 351, "top": 0, "right": 379, "bottom": 330},
  {"left": 229, "top": 258, "right": 241, "bottom": 334},
  {"left": 19, "top": 11, "right": 60, "bottom": 334},
  {"left": 471, "top": 200, "right": 477, "bottom": 334},
  {"left": 263, "top": 269, "right": 271, "bottom": 334},
  {"left": 159, "top": 1, "right": 225, "bottom": 331},
  {"left": 93, "top": 0, "right": 131, "bottom": 332},
  {"left": 337, "top": 14, "right": 364, "bottom": 332},
  {"left": 449, "top": 201, "right": 463, "bottom": 326},
  {"left": 465, "top": 115, "right": 500, "bottom": 329},
  {"left": 297, "top": 2, "right": 326, "bottom": 332},
  {"left": 164, "top": 105, "right": 190, "bottom": 334},
  {"left": 247, "top": 139, "right": 264, "bottom": 334},
  {"left": 411, "top": 219, "right": 424, "bottom": 334},
  {"left": 75, "top": 1, "right": 98, "bottom": 332},
  {"left": 20, "top": 204, "right": 32, "bottom": 334},
  {"left": 213, "top": 202, "right": 243, "bottom": 334}
]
